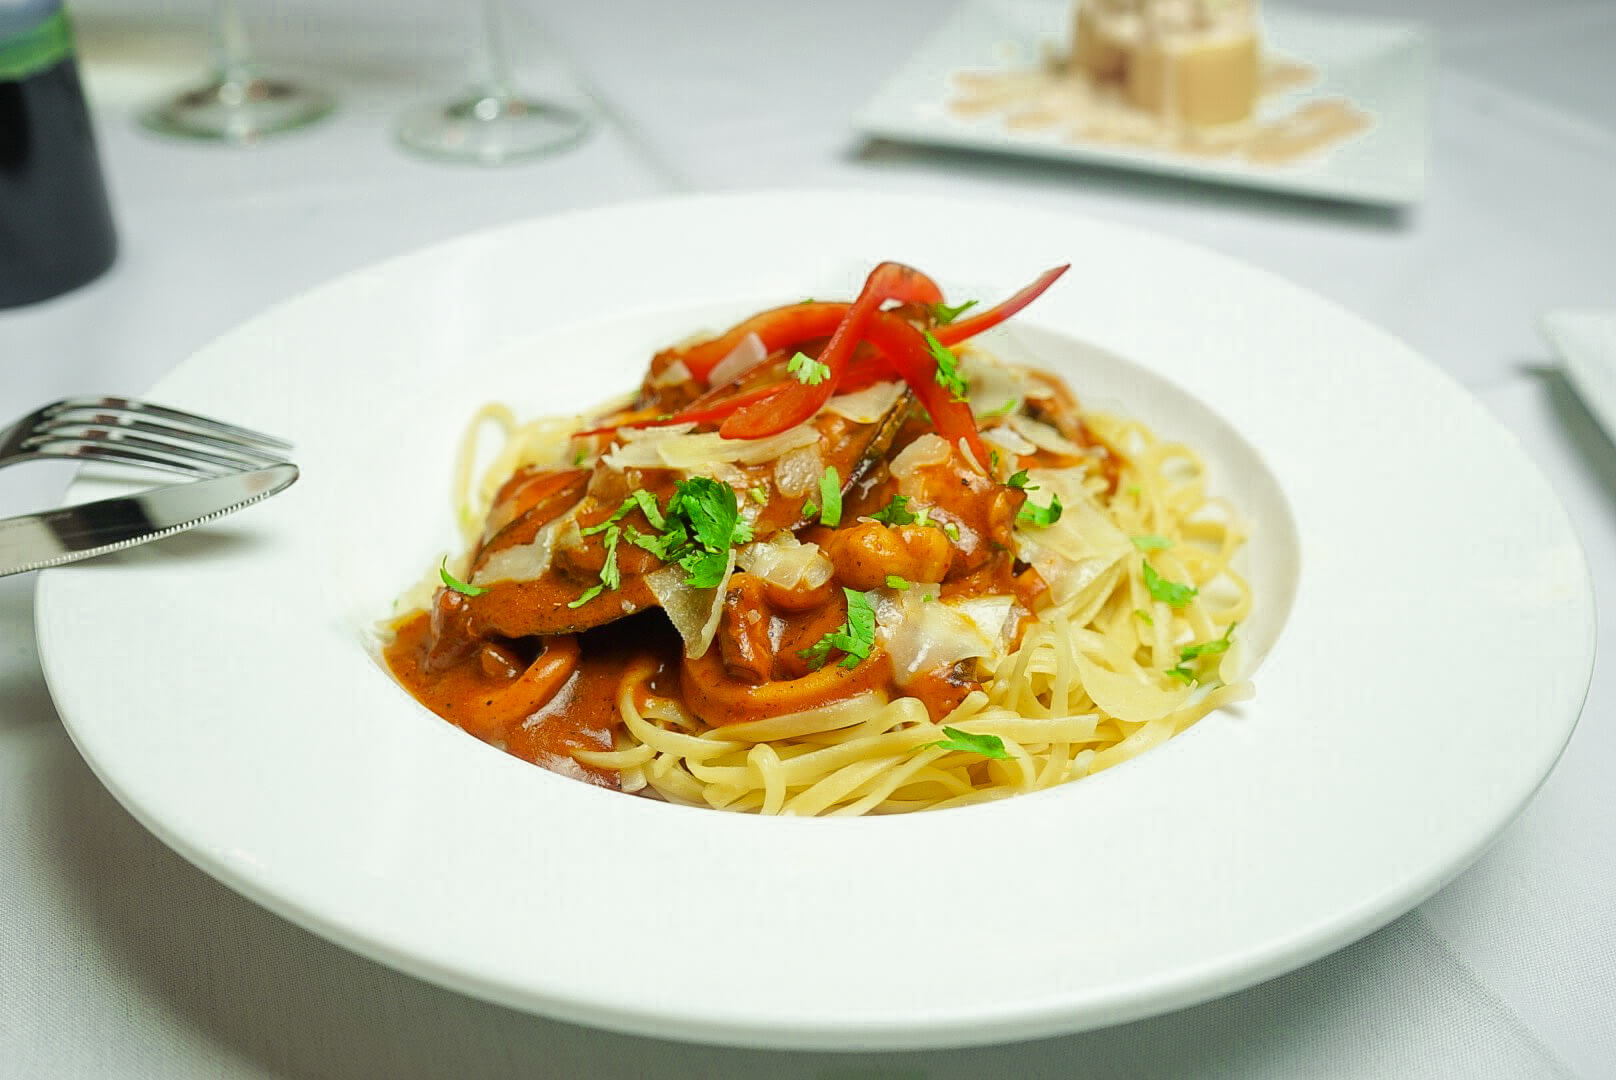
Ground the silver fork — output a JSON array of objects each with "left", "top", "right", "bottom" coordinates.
[{"left": 0, "top": 396, "right": 292, "bottom": 478}]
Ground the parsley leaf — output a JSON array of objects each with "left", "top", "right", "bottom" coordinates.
[
  {"left": 818, "top": 466, "right": 842, "bottom": 526},
  {"left": 1135, "top": 608, "right": 1154, "bottom": 626},
  {"left": 942, "top": 522, "right": 961, "bottom": 542},
  {"left": 981, "top": 398, "right": 1019, "bottom": 419},
  {"left": 566, "top": 584, "right": 603, "bottom": 609},
  {"left": 870, "top": 493, "right": 917, "bottom": 526},
  {"left": 931, "top": 726, "right": 1010, "bottom": 760},
  {"left": 678, "top": 547, "right": 730, "bottom": 589},
  {"left": 1180, "top": 623, "right": 1236, "bottom": 662},
  {"left": 930, "top": 299, "right": 979, "bottom": 325},
  {"left": 798, "top": 588, "right": 878, "bottom": 671},
  {"left": 786, "top": 351, "right": 832, "bottom": 386},
  {"left": 885, "top": 574, "right": 910, "bottom": 591},
  {"left": 801, "top": 500, "right": 819, "bottom": 519},
  {"left": 1005, "top": 469, "right": 1036, "bottom": 490},
  {"left": 1165, "top": 665, "right": 1197, "bottom": 685},
  {"left": 1142, "top": 561, "right": 1197, "bottom": 607},
  {"left": 1016, "top": 492, "right": 1063, "bottom": 527},
  {"left": 749, "top": 486, "right": 769, "bottom": 505},
  {"left": 669, "top": 477, "right": 747, "bottom": 552},
  {"left": 1131, "top": 535, "right": 1172, "bottom": 551},
  {"left": 583, "top": 488, "right": 666, "bottom": 536},
  {"left": 923, "top": 331, "right": 970, "bottom": 402},
  {"left": 439, "top": 557, "right": 487, "bottom": 597}
]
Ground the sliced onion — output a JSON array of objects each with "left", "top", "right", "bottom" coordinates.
[
  {"left": 737, "top": 535, "right": 833, "bottom": 590},
  {"left": 824, "top": 380, "right": 903, "bottom": 424},
  {"left": 706, "top": 332, "right": 768, "bottom": 387}
]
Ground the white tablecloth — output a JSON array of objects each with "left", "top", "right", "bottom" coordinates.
[{"left": 3, "top": 2, "right": 1613, "bottom": 1076}]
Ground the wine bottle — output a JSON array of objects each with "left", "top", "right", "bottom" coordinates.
[{"left": 0, "top": 0, "right": 117, "bottom": 309}]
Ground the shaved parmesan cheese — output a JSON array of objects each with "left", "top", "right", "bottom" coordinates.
[
  {"left": 1014, "top": 467, "right": 1132, "bottom": 606},
  {"left": 773, "top": 444, "right": 823, "bottom": 497},
  {"left": 1009, "top": 414, "right": 1085, "bottom": 457},
  {"left": 824, "top": 381, "right": 903, "bottom": 424},
  {"left": 604, "top": 422, "right": 819, "bottom": 472},
  {"left": 873, "top": 587, "right": 1016, "bottom": 686},
  {"left": 1073, "top": 652, "right": 1191, "bottom": 724},
  {"left": 890, "top": 433, "right": 950, "bottom": 480},
  {"left": 649, "top": 358, "right": 693, "bottom": 388},
  {"left": 646, "top": 548, "right": 736, "bottom": 659},
  {"left": 707, "top": 332, "right": 768, "bottom": 386},
  {"left": 958, "top": 346, "right": 1033, "bottom": 418},
  {"left": 471, "top": 522, "right": 556, "bottom": 586},
  {"left": 982, "top": 424, "right": 1037, "bottom": 457},
  {"left": 737, "top": 535, "right": 833, "bottom": 590}
]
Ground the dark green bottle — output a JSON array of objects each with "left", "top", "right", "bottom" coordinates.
[{"left": 0, "top": 0, "right": 117, "bottom": 308}]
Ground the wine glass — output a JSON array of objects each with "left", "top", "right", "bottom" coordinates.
[
  {"left": 140, "top": 0, "right": 333, "bottom": 143},
  {"left": 396, "top": 0, "right": 589, "bottom": 165}
]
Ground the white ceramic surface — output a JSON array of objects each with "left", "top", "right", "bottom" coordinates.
[
  {"left": 1542, "top": 309, "right": 1616, "bottom": 448},
  {"left": 856, "top": 1, "right": 1429, "bottom": 206},
  {"left": 35, "top": 191, "right": 1588, "bottom": 1050}
]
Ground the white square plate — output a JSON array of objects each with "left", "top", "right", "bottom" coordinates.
[{"left": 856, "top": 1, "right": 1429, "bottom": 206}]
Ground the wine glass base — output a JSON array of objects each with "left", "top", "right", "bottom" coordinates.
[
  {"left": 396, "top": 94, "right": 589, "bottom": 165},
  {"left": 140, "top": 77, "right": 334, "bottom": 144}
]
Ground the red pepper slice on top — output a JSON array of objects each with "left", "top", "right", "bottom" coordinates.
[
  {"left": 861, "top": 310, "right": 991, "bottom": 468},
  {"left": 931, "top": 264, "right": 1069, "bottom": 347},
  {"left": 718, "top": 262, "right": 942, "bottom": 440}
]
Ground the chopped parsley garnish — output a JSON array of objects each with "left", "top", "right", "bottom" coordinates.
[
  {"left": 582, "top": 488, "right": 666, "bottom": 536},
  {"left": 923, "top": 331, "right": 970, "bottom": 403},
  {"left": 1134, "top": 608, "right": 1154, "bottom": 626},
  {"left": 818, "top": 466, "right": 843, "bottom": 526},
  {"left": 930, "top": 299, "right": 978, "bottom": 325},
  {"left": 569, "top": 523, "right": 623, "bottom": 606},
  {"left": 885, "top": 574, "right": 911, "bottom": 591},
  {"left": 870, "top": 493, "right": 917, "bottom": 526},
  {"left": 609, "top": 477, "right": 753, "bottom": 591},
  {"left": 749, "top": 486, "right": 769, "bottom": 505},
  {"left": 1165, "top": 665, "right": 1197, "bottom": 685},
  {"left": 1005, "top": 469, "right": 1036, "bottom": 490},
  {"left": 1180, "top": 623, "right": 1236, "bottom": 662},
  {"left": 1142, "top": 561, "right": 1197, "bottom": 607},
  {"left": 1016, "top": 492, "right": 1063, "bottom": 527},
  {"left": 567, "top": 584, "right": 603, "bottom": 608},
  {"left": 573, "top": 447, "right": 589, "bottom": 467},
  {"left": 786, "top": 351, "right": 831, "bottom": 386},
  {"left": 439, "top": 557, "right": 487, "bottom": 597},
  {"left": 942, "top": 522, "right": 961, "bottom": 542},
  {"left": 931, "top": 726, "right": 1010, "bottom": 760},
  {"left": 798, "top": 588, "right": 878, "bottom": 671},
  {"left": 1131, "top": 535, "right": 1172, "bottom": 551},
  {"left": 801, "top": 500, "right": 819, "bottom": 519}
]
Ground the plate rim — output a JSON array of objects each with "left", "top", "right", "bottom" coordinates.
[{"left": 34, "top": 189, "right": 1592, "bottom": 1049}]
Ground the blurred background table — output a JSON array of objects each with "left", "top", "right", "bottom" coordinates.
[{"left": 3, "top": 1, "right": 1613, "bottom": 1076}]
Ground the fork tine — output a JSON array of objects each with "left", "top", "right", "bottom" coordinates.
[
  {"left": 47, "top": 396, "right": 294, "bottom": 450},
  {"left": 26, "top": 423, "right": 286, "bottom": 468},
  {"left": 31, "top": 420, "right": 290, "bottom": 468},
  {"left": 31, "top": 441, "right": 224, "bottom": 479}
]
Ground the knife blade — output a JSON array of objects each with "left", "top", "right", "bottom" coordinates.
[{"left": 0, "top": 463, "right": 299, "bottom": 577}]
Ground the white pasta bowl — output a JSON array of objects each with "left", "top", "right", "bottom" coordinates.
[{"left": 35, "top": 190, "right": 1591, "bottom": 1049}]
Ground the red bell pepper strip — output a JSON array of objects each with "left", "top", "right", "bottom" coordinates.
[
  {"left": 678, "top": 302, "right": 851, "bottom": 384},
  {"left": 718, "top": 262, "right": 942, "bottom": 439},
  {"left": 862, "top": 310, "right": 991, "bottom": 468},
  {"left": 931, "top": 265, "right": 1070, "bottom": 347}
]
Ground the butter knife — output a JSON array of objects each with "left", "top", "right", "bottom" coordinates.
[{"left": 0, "top": 463, "right": 298, "bottom": 577}]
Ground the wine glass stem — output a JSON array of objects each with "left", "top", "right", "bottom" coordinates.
[
  {"left": 480, "top": 0, "right": 517, "bottom": 103},
  {"left": 212, "top": 0, "right": 254, "bottom": 87}
]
